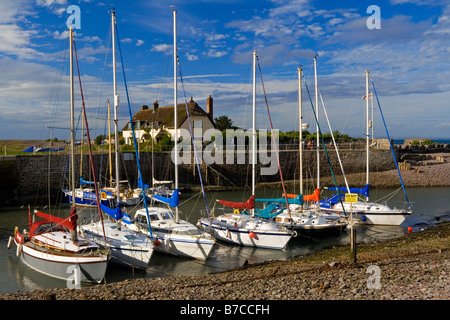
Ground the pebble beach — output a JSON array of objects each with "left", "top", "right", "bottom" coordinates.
[{"left": 0, "top": 157, "right": 448, "bottom": 302}]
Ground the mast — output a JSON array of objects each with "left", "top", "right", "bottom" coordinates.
[
  {"left": 314, "top": 56, "right": 319, "bottom": 190},
  {"left": 69, "top": 26, "right": 75, "bottom": 208},
  {"left": 365, "top": 70, "right": 370, "bottom": 202},
  {"left": 173, "top": 10, "right": 179, "bottom": 223},
  {"left": 298, "top": 66, "right": 303, "bottom": 211},
  {"left": 69, "top": 26, "right": 77, "bottom": 241},
  {"left": 252, "top": 49, "right": 257, "bottom": 217},
  {"left": 79, "top": 107, "right": 84, "bottom": 181},
  {"left": 108, "top": 99, "right": 113, "bottom": 187},
  {"left": 112, "top": 9, "right": 120, "bottom": 204}
]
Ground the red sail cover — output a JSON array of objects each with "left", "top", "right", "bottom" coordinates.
[
  {"left": 285, "top": 188, "right": 320, "bottom": 202},
  {"left": 35, "top": 207, "right": 78, "bottom": 231},
  {"left": 219, "top": 195, "right": 255, "bottom": 209}
]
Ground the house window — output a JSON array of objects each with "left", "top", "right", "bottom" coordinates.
[{"left": 194, "top": 120, "right": 202, "bottom": 128}]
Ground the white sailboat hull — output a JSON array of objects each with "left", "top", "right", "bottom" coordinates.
[
  {"left": 322, "top": 202, "right": 411, "bottom": 226},
  {"left": 81, "top": 220, "right": 154, "bottom": 269},
  {"left": 151, "top": 232, "right": 215, "bottom": 260},
  {"left": 132, "top": 207, "right": 215, "bottom": 260},
  {"left": 199, "top": 214, "right": 293, "bottom": 250}
]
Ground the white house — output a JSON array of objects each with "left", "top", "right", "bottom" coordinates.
[{"left": 122, "top": 95, "right": 215, "bottom": 145}]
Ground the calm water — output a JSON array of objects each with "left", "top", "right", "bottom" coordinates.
[{"left": 1, "top": 187, "right": 449, "bottom": 294}]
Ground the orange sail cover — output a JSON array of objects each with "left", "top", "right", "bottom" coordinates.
[{"left": 285, "top": 188, "right": 320, "bottom": 202}]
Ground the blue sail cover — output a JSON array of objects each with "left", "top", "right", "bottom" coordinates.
[
  {"left": 122, "top": 212, "right": 132, "bottom": 225},
  {"left": 137, "top": 176, "right": 150, "bottom": 189},
  {"left": 255, "top": 195, "right": 304, "bottom": 205},
  {"left": 326, "top": 184, "right": 370, "bottom": 198},
  {"left": 320, "top": 193, "right": 342, "bottom": 208},
  {"left": 152, "top": 189, "right": 179, "bottom": 207},
  {"left": 80, "top": 176, "right": 95, "bottom": 185},
  {"left": 100, "top": 203, "right": 123, "bottom": 220}
]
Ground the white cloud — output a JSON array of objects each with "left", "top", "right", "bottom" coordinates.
[
  {"left": 151, "top": 43, "right": 172, "bottom": 54},
  {"left": 0, "top": 24, "right": 40, "bottom": 60},
  {"left": 186, "top": 53, "right": 199, "bottom": 61},
  {"left": 136, "top": 39, "right": 144, "bottom": 47},
  {"left": 205, "top": 49, "right": 227, "bottom": 58}
]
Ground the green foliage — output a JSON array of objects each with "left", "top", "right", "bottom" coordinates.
[
  {"left": 95, "top": 135, "right": 106, "bottom": 145},
  {"left": 214, "top": 115, "right": 238, "bottom": 131},
  {"left": 159, "top": 134, "right": 174, "bottom": 151}
]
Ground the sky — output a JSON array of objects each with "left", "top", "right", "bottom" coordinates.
[{"left": 1, "top": 0, "right": 450, "bottom": 141}]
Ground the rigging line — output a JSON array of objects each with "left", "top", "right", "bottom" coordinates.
[
  {"left": 371, "top": 78, "right": 411, "bottom": 210},
  {"left": 318, "top": 86, "right": 350, "bottom": 193},
  {"left": 340, "top": 76, "right": 364, "bottom": 141},
  {"left": 73, "top": 37, "right": 108, "bottom": 243},
  {"left": 94, "top": 20, "right": 112, "bottom": 121},
  {"left": 40, "top": 36, "right": 69, "bottom": 142},
  {"left": 302, "top": 75, "right": 348, "bottom": 216},
  {"left": 256, "top": 60, "right": 292, "bottom": 222},
  {"left": 115, "top": 21, "right": 154, "bottom": 239},
  {"left": 177, "top": 57, "right": 211, "bottom": 221}
]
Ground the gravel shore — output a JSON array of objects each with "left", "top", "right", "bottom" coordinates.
[{"left": 1, "top": 221, "right": 448, "bottom": 301}]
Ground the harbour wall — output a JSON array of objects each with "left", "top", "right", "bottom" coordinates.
[{"left": 0, "top": 149, "right": 396, "bottom": 206}]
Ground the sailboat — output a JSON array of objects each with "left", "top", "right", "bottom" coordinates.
[
  {"left": 129, "top": 10, "right": 215, "bottom": 260},
  {"left": 62, "top": 177, "right": 116, "bottom": 208},
  {"left": 62, "top": 61, "right": 116, "bottom": 209},
  {"left": 10, "top": 27, "right": 109, "bottom": 283},
  {"left": 198, "top": 50, "right": 294, "bottom": 250},
  {"left": 100, "top": 99, "right": 142, "bottom": 207},
  {"left": 79, "top": 10, "right": 155, "bottom": 269},
  {"left": 320, "top": 70, "right": 412, "bottom": 225},
  {"left": 252, "top": 62, "right": 346, "bottom": 237}
]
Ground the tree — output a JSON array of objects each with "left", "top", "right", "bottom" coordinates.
[
  {"left": 214, "top": 115, "right": 234, "bottom": 131},
  {"left": 95, "top": 134, "right": 106, "bottom": 145}
]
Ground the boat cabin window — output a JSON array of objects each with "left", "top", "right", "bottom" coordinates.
[
  {"left": 135, "top": 214, "right": 148, "bottom": 229},
  {"left": 149, "top": 214, "right": 159, "bottom": 221},
  {"left": 162, "top": 212, "right": 174, "bottom": 220}
]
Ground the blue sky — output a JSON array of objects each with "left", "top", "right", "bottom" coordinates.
[{"left": 1, "top": 0, "right": 449, "bottom": 140}]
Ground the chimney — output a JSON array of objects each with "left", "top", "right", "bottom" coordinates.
[
  {"left": 153, "top": 100, "right": 159, "bottom": 112},
  {"left": 206, "top": 95, "right": 213, "bottom": 120},
  {"left": 141, "top": 104, "right": 148, "bottom": 110}
]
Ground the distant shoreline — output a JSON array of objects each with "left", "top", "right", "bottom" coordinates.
[{"left": 187, "top": 153, "right": 450, "bottom": 192}]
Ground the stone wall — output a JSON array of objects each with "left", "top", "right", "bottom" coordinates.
[{"left": 0, "top": 148, "right": 396, "bottom": 206}]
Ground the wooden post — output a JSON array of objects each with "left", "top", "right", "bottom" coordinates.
[
  {"left": 346, "top": 193, "right": 357, "bottom": 264},
  {"left": 350, "top": 203, "right": 357, "bottom": 264}
]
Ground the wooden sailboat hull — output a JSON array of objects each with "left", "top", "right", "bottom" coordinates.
[{"left": 16, "top": 239, "right": 108, "bottom": 283}]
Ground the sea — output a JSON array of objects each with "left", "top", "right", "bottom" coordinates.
[{"left": 1, "top": 186, "right": 449, "bottom": 294}]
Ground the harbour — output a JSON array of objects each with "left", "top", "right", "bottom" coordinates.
[
  {"left": 1, "top": 1, "right": 450, "bottom": 304},
  {"left": 1, "top": 186, "right": 449, "bottom": 295}
]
